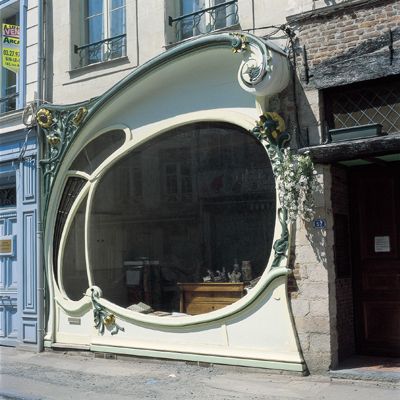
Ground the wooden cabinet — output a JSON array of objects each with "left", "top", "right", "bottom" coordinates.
[{"left": 177, "top": 283, "right": 245, "bottom": 315}]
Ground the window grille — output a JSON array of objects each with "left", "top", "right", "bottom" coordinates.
[
  {"left": 325, "top": 77, "right": 400, "bottom": 134},
  {"left": 0, "top": 186, "right": 16, "bottom": 207},
  {"left": 169, "top": 0, "right": 238, "bottom": 42}
]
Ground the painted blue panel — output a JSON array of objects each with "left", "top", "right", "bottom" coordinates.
[
  {"left": 0, "top": 212, "right": 17, "bottom": 291},
  {"left": 22, "top": 320, "right": 36, "bottom": 343},
  {"left": 0, "top": 134, "right": 36, "bottom": 162},
  {"left": 22, "top": 211, "right": 36, "bottom": 313},
  {"left": 22, "top": 157, "right": 36, "bottom": 203},
  {"left": 0, "top": 258, "right": 4, "bottom": 290},
  {"left": 0, "top": 162, "right": 16, "bottom": 175},
  {"left": 0, "top": 305, "right": 5, "bottom": 337},
  {"left": 0, "top": 297, "right": 17, "bottom": 343},
  {"left": 8, "top": 215, "right": 18, "bottom": 289},
  {"left": 8, "top": 302, "right": 18, "bottom": 338}
]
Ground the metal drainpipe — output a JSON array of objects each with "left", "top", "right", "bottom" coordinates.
[{"left": 36, "top": 0, "right": 45, "bottom": 353}]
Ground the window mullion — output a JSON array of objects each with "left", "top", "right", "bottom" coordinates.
[{"left": 103, "top": 0, "right": 109, "bottom": 62}]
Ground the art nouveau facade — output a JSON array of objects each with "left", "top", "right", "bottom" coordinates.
[
  {"left": 0, "top": 0, "right": 42, "bottom": 350},
  {"left": 33, "top": 0, "right": 400, "bottom": 374}
]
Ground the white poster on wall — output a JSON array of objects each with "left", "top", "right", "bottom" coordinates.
[{"left": 374, "top": 236, "right": 390, "bottom": 253}]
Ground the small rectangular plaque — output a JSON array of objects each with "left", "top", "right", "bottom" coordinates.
[
  {"left": 374, "top": 236, "right": 390, "bottom": 253},
  {"left": 68, "top": 317, "right": 81, "bottom": 325},
  {"left": 0, "top": 236, "right": 13, "bottom": 256}
]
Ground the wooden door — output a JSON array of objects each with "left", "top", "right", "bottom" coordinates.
[
  {"left": 350, "top": 163, "right": 400, "bottom": 356},
  {"left": 0, "top": 210, "right": 18, "bottom": 347}
]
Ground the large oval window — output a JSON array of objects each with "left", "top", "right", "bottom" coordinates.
[{"left": 89, "top": 123, "right": 276, "bottom": 315}]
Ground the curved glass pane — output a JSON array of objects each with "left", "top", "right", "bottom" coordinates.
[
  {"left": 61, "top": 198, "right": 89, "bottom": 301},
  {"left": 89, "top": 123, "right": 276, "bottom": 315},
  {"left": 70, "top": 129, "right": 125, "bottom": 175},
  {"left": 53, "top": 177, "right": 87, "bottom": 281}
]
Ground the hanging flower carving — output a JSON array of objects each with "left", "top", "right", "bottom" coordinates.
[{"left": 91, "top": 289, "right": 125, "bottom": 336}]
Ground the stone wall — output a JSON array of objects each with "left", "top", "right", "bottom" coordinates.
[
  {"left": 289, "top": 164, "right": 338, "bottom": 373},
  {"left": 284, "top": 1, "right": 400, "bottom": 372},
  {"left": 290, "top": 0, "right": 400, "bottom": 68},
  {"left": 287, "top": 0, "right": 400, "bottom": 89}
]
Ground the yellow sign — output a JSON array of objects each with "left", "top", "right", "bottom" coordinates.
[
  {"left": 0, "top": 239, "right": 12, "bottom": 254},
  {"left": 2, "top": 23, "right": 20, "bottom": 73}
]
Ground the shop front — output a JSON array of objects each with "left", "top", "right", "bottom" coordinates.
[{"left": 39, "top": 32, "right": 306, "bottom": 371}]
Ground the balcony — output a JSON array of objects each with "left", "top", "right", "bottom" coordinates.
[
  {"left": 73, "top": 34, "right": 127, "bottom": 69},
  {"left": 168, "top": 0, "right": 239, "bottom": 42}
]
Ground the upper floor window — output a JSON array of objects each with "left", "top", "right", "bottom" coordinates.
[
  {"left": 168, "top": 0, "right": 238, "bottom": 43},
  {"left": 74, "top": 0, "right": 126, "bottom": 68},
  {"left": 0, "top": 9, "right": 20, "bottom": 114}
]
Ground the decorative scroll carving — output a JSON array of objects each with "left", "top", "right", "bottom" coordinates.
[{"left": 230, "top": 33, "right": 290, "bottom": 97}]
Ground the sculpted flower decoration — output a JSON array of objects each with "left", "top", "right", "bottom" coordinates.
[
  {"left": 252, "top": 112, "right": 317, "bottom": 222},
  {"left": 36, "top": 108, "right": 53, "bottom": 129},
  {"left": 46, "top": 134, "right": 61, "bottom": 147},
  {"left": 72, "top": 107, "right": 88, "bottom": 127},
  {"left": 91, "top": 288, "right": 125, "bottom": 336},
  {"left": 231, "top": 34, "right": 249, "bottom": 53},
  {"left": 256, "top": 112, "right": 286, "bottom": 139}
]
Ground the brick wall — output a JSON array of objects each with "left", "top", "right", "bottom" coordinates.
[{"left": 291, "top": 0, "right": 400, "bottom": 68}]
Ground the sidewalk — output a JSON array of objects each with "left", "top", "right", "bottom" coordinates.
[{"left": 0, "top": 347, "right": 398, "bottom": 400}]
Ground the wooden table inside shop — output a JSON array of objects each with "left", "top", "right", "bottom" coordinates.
[{"left": 177, "top": 282, "right": 245, "bottom": 315}]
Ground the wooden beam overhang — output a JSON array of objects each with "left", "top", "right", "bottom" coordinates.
[{"left": 298, "top": 133, "right": 400, "bottom": 164}]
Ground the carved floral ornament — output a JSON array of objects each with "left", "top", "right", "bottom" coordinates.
[
  {"left": 91, "top": 288, "right": 125, "bottom": 335},
  {"left": 34, "top": 103, "right": 93, "bottom": 211},
  {"left": 253, "top": 112, "right": 317, "bottom": 223}
]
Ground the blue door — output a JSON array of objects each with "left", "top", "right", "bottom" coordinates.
[{"left": 0, "top": 183, "right": 18, "bottom": 347}]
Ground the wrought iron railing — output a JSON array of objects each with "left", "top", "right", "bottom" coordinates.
[
  {"left": 0, "top": 186, "right": 16, "bottom": 207},
  {"left": 169, "top": 0, "right": 238, "bottom": 42},
  {"left": 0, "top": 87, "right": 18, "bottom": 114},
  {"left": 74, "top": 34, "right": 127, "bottom": 68}
]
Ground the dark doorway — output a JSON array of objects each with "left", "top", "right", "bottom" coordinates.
[{"left": 349, "top": 162, "right": 400, "bottom": 356}]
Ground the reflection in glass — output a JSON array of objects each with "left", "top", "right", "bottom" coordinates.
[
  {"left": 53, "top": 177, "right": 87, "bottom": 281},
  {"left": 62, "top": 198, "right": 89, "bottom": 301},
  {"left": 70, "top": 130, "right": 125, "bottom": 175},
  {"left": 88, "top": 123, "right": 276, "bottom": 315}
]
